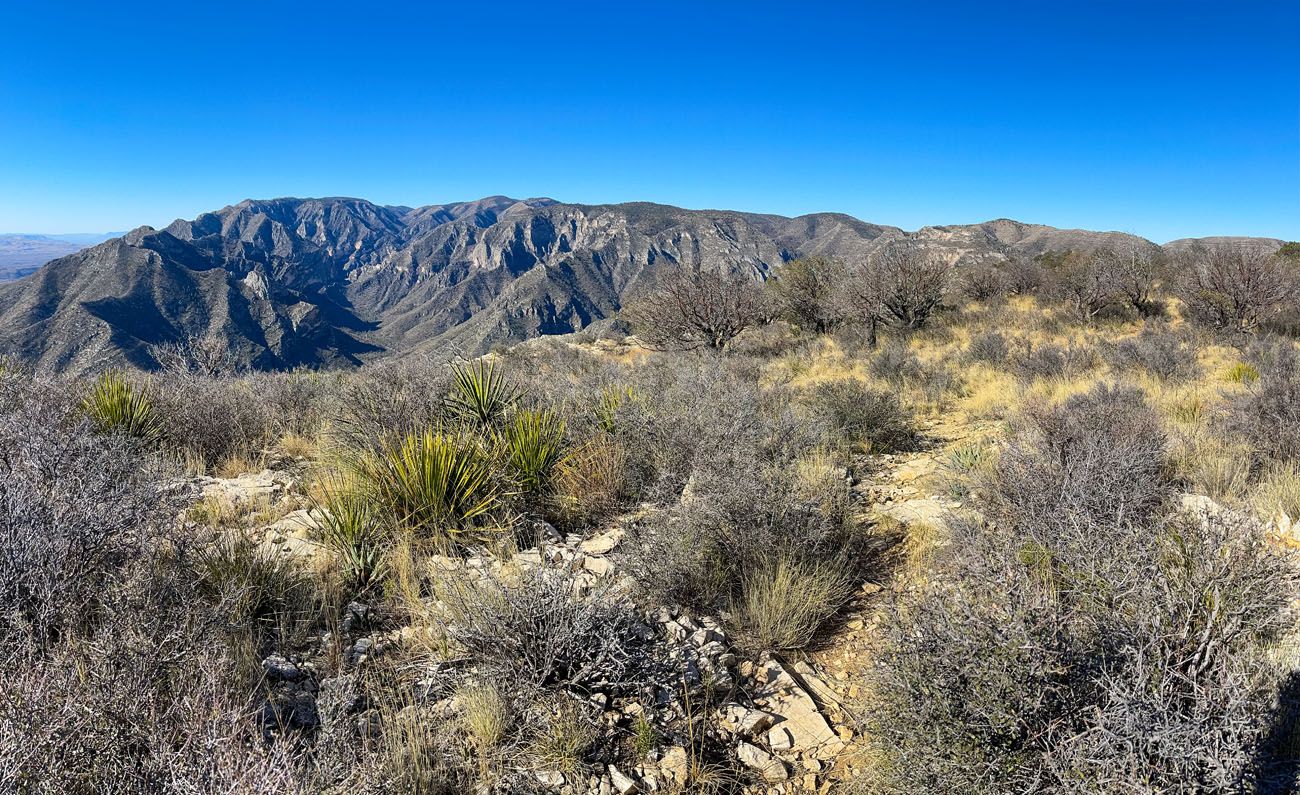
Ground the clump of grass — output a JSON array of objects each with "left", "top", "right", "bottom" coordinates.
[
  {"left": 448, "top": 359, "right": 516, "bottom": 428},
  {"left": 81, "top": 371, "right": 162, "bottom": 443},
  {"left": 1253, "top": 463, "right": 1300, "bottom": 522},
  {"left": 194, "top": 534, "right": 315, "bottom": 636},
  {"left": 594, "top": 385, "right": 638, "bottom": 434},
  {"left": 356, "top": 429, "right": 505, "bottom": 543},
  {"left": 553, "top": 436, "right": 628, "bottom": 530},
  {"left": 458, "top": 681, "right": 509, "bottom": 772},
  {"left": 1173, "top": 437, "right": 1251, "bottom": 505},
  {"left": 1224, "top": 362, "right": 1260, "bottom": 384},
  {"left": 528, "top": 700, "right": 596, "bottom": 777},
  {"left": 501, "top": 408, "right": 566, "bottom": 497},
  {"left": 735, "top": 555, "right": 855, "bottom": 650},
  {"left": 631, "top": 713, "right": 658, "bottom": 760}
]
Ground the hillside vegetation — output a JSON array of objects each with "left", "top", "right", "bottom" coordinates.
[{"left": 4, "top": 242, "right": 1300, "bottom": 794}]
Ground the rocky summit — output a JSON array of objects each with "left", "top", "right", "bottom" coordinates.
[{"left": 1, "top": 195, "right": 1272, "bottom": 375}]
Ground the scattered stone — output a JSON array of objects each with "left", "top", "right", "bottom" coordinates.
[{"left": 737, "top": 741, "right": 788, "bottom": 783}]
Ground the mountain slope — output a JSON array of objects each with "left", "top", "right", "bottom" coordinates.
[
  {"left": 0, "top": 233, "right": 117, "bottom": 281},
  {"left": 0, "top": 197, "right": 1282, "bottom": 374}
]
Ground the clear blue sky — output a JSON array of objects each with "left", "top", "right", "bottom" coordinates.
[{"left": 1, "top": 0, "right": 1296, "bottom": 242}]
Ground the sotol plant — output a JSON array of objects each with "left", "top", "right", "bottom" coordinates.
[
  {"left": 315, "top": 480, "right": 388, "bottom": 592},
  {"left": 82, "top": 371, "right": 162, "bottom": 443},
  {"left": 502, "top": 408, "right": 567, "bottom": 497},
  {"left": 448, "top": 359, "right": 517, "bottom": 428},
  {"left": 358, "top": 429, "right": 504, "bottom": 542}
]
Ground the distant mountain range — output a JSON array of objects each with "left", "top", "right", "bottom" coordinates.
[
  {"left": 0, "top": 197, "right": 1285, "bottom": 374},
  {"left": 0, "top": 233, "right": 119, "bottom": 281}
]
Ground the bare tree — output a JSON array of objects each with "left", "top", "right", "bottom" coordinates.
[
  {"left": 1042, "top": 249, "right": 1123, "bottom": 322},
  {"left": 769, "top": 256, "right": 848, "bottom": 334},
  {"left": 149, "top": 332, "right": 235, "bottom": 376},
  {"left": 837, "top": 244, "right": 953, "bottom": 346},
  {"left": 1096, "top": 242, "right": 1165, "bottom": 318},
  {"left": 621, "top": 267, "right": 762, "bottom": 352},
  {"left": 1178, "top": 244, "right": 1299, "bottom": 334}
]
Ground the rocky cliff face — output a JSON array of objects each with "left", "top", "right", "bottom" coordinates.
[{"left": 0, "top": 196, "right": 1275, "bottom": 373}]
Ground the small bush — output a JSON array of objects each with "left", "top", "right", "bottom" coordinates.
[
  {"left": 1225, "top": 343, "right": 1300, "bottom": 465},
  {"left": 868, "top": 341, "right": 922, "bottom": 384},
  {"left": 984, "top": 383, "right": 1172, "bottom": 537},
  {"left": 553, "top": 436, "right": 629, "bottom": 530},
  {"left": 1253, "top": 462, "right": 1300, "bottom": 522},
  {"left": 315, "top": 482, "right": 388, "bottom": 593},
  {"left": 195, "top": 534, "right": 317, "bottom": 640},
  {"left": 332, "top": 358, "right": 451, "bottom": 452},
  {"left": 153, "top": 374, "right": 275, "bottom": 470},
  {"left": 965, "top": 331, "right": 1009, "bottom": 365},
  {"left": 1012, "top": 340, "right": 1099, "bottom": 381},
  {"left": 1103, "top": 327, "right": 1200, "bottom": 381},
  {"left": 82, "top": 371, "right": 163, "bottom": 443},
  {"left": 806, "top": 379, "right": 918, "bottom": 453},
  {"left": 441, "top": 568, "right": 661, "bottom": 693}
]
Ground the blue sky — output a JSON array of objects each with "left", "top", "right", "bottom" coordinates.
[{"left": 1, "top": 1, "right": 1296, "bottom": 242}]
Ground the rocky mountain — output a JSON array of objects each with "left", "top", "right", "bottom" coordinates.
[
  {"left": 0, "top": 233, "right": 117, "bottom": 281},
  {"left": 0, "top": 197, "right": 1283, "bottom": 374}
]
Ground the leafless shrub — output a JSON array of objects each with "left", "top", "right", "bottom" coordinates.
[
  {"left": 1179, "top": 244, "right": 1300, "bottom": 334},
  {"left": 622, "top": 267, "right": 764, "bottom": 351},
  {"left": 1012, "top": 339, "right": 1099, "bottom": 381},
  {"left": 0, "top": 378, "right": 170, "bottom": 649},
  {"left": 770, "top": 255, "right": 848, "bottom": 334},
  {"left": 1003, "top": 255, "right": 1050, "bottom": 295},
  {"left": 441, "top": 567, "right": 663, "bottom": 695},
  {"left": 1225, "top": 341, "right": 1300, "bottom": 465},
  {"left": 868, "top": 340, "right": 922, "bottom": 384},
  {"left": 805, "top": 379, "right": 918, "bottom": 453},
  {"left": 867, "top": 385, "right": 1296, "bottom": 794},
  {"left": 965, "top": 330, "right": 1009, "bottom": 365},
  {"left": 152, "top": 373, "right": 276, "bottom": 469},
  {"left": 984, "top": 383, "right": 1173, "bottom": 537},
  {"left": 837, "top": 244, "right": 953, "bottom": 345},
  {"left": 1103, "top": 326, "right": 1201, "bottom": 381},
  {"left": 331, "top": 357, "right": 452, "bottom": 452},
  {"left": 1096, "top": 242, "right": 1167, "bottom": 318},
  {"left": 957, "top": 262, "right": 1008, "bottom": 301},
  {"left": 1041, "top": 249, "right": 1124, "bottom": 322}
]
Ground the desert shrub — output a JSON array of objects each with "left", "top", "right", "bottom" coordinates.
[
  {"left": 770, "top": 255, "right": 848, "bottom": 334},
  {"left": 251, "top": 369, "right": 340, "bottom": 439},
  {"left": 868, "top": 508, "right": 1296, "bottom": 794},
  {"left": 1003, "top": 256, "right": 1050, "bottom": 295},
  {"left": 1178, "top": 244, "right": 1299, "bottom": 334},
  {"left": 805, "top": 379, "right": 918, "bottom": 453},
  {"left": 525, "top": 699, "right": 599, "bottom": 777},
  {"left": 441, "top": 568, "right": 662, "bottom": 694},
  {"left": 627, "top": 447, "right": 866, "bottom": 649},
  {"left": 1103, "top": 326, "right": 1201, "bottom": 381},
  {"left": 501, "top": 408, "right": 567, "bottom": 499},
  {"left": 153, "top": 374, "right": 275, "bottom": 469},
  {"left": 355, "top": 429, "right": 507, "bottom": 544},
  {"left": 81, "top": 370, "right": 163, "bottom": 443},
  {"left": 448, "top": 359, "right": 518, "bottom": 429},
  {"left": 1012, "top": 339, "right": 1099, "bottom": 381},
  {"left": 983, "top": 383, "right": 1173, "bottom": 537},
  {"left": 965, "top": 331, "right": 1009, "bottom": 365},
  {"left": 332, "top": 358, "right": 452, "bottom": 452},
  {"left": 868, "top": 340, "right": 922, "bottom": 384},
  {"left": 868, "top": 386, "right": 1296, "bottom": 793},
  {"left": 1225, "top": 342, "right": 1300, "bottom": 465},
  {"left": 958, "top": 263, "right": 1007, "bottom": 301},
  {"left": 0, "top": 378, "right": 169, "bottom": 648},
  {"left": 621, "top": 266, "right": 763, "bottom": 351}
]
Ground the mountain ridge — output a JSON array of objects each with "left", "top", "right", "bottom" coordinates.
[{"left": 0, "top": 196, "right": 1285, "bottom": 374}]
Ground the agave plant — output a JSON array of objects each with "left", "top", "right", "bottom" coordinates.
[
  {"left": 447, "top": 359, "right": 517, "bottom": 428},
  {"left": 502, "top": 408, "right": 567, "bottom": 496},
  {"left": 82, "top": 370, "right": 163, "bottom": 444},
  {"left": 358, "top": 429, "right": 504, "bottom": 542}
]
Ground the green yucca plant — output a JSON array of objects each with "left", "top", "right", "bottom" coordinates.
[
  {"left": 594, "top": 385, "right": 637, "bottom": 434},
  {"left": 358, "top": 429, "right": 504, "bottom": 542},
  {"left": 82, "top": 370, "right": 163, "bottom": 443},
  {"left": 448, "top": 359, "right": 517, "bottom": 428},
  {"left": 316, "top": 480, "right": 388, "bottom": 592},
  {"left": 502, "top": 408, "right": 567, "bottom": 496},
  {"left": 948, "top": 442, "right": 989, "bottom": 473}
]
